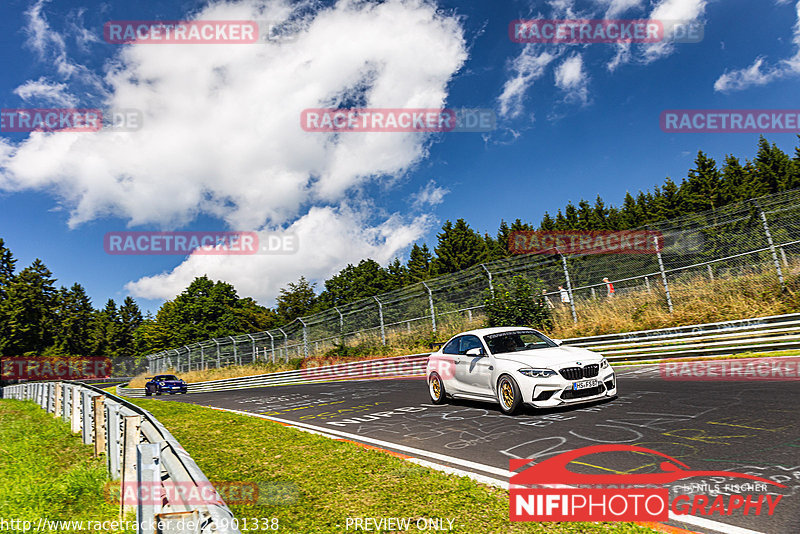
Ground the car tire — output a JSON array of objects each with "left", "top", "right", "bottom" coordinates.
[
  {"left": 428, "top": 373, "right": 447, "bottom": 404},
  {"left": 145, "top": 387, "right": 152, "bottom": 397},
  {"left": 497, "top": 375, "right": 522, "bottom": 415}
]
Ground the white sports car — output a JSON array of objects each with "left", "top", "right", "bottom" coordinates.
[{"left": 426, "top": 326, "right": 616, "bottom": 414}]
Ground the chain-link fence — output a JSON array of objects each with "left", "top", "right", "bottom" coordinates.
[{"left": 146, "top": 189, "right": 800, "bottom": 374}]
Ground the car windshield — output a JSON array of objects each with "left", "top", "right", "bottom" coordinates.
[
  {"left": 483, "top": 330, "right": 556, "bottom": 354},
  {"left": 156, "top": 375, "right": 179, "bottom": 381}
]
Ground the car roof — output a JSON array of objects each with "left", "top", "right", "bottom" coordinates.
[{"left": 453, "top": 326, "right": 539, "bottom": 337}]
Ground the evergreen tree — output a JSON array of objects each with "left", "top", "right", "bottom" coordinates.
[
  {"left": 683, "top": 151, "right": 722, "bottom": 211},
  {"left": 3, "top": 259, "right": 57, "bottom": 354},
  {"left": 0, "top": 239, "right": 15, "bottom": 354},
  {"left": 752, "top": 136, "right": 792, "bottom": 194},
  {"left": 90, "top": 299, "right": 122, "bottom": 357},
  {"left": 54, "top": 283, "right": 94, "bottom": 355},
  {"left": 118, "top": 297, "right": 144, "bottom": 359},
  {"left": 407, "top": 243, "right": 433, "bottom": 282},
  {"left": 387, "top": 258, "right": 408, "bottom": 289},
  {"left": 432, "top": 219, "right": 488, "bottom": 275}
]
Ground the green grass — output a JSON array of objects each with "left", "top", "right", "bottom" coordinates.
[
  {"left": 119, "top": 396, "right": 660, "bottom": 534},
  {"left": 0, "top": 399, "right": 134, "bottom": 534}
]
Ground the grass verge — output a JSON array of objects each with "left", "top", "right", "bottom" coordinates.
[
  {"left": 120, "top": 396, "right": 660, "bottom": 534},
  {"left": 0, "top": 399, "right": 134, "bottom": 534}
]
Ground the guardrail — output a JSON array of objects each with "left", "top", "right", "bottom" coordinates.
[
  {"left": 1, "top": 381, "right": 241, "bottom": 534},
  {"left": 563, "top": 312, "right": 800, "bottom": 361},
  {"left": 117, "top": 354, "right": 430, "bottom": 397}
]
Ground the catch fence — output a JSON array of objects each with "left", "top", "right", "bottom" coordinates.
[{"left": 146, "top": 189, "right": 800, "bottom": 374}]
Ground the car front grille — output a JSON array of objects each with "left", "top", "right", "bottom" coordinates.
[
  {"left": 559, "top": 364, "right": 599, "bottom": 380},
  {"left": 561, "top": 384, "right": 605, "bottom": 400}
]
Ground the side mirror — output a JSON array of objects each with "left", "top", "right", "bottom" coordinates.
[
  {"left": 552, "top": 339, "right": 563, "bottom": 346},
  {"left": 465, "top": 347, "right": 485, "bottom": 357}
]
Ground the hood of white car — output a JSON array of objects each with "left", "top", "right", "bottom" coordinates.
[{"left": 493, "top": 345, "right": 602, "bottom": 367}]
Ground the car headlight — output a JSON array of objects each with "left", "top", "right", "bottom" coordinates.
[
  {"left": 600, "top": 358, "right": 609, "bottom": 369},
  {"left": 518, "top": 368, "right": 557, "bottom": 378}
]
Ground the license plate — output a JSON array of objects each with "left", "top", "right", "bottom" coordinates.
[{"left": 573, "top": 380, "right": 598, "bottom": 391}]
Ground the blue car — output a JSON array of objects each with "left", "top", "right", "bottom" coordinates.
[{"left": 145, "top": 374, "right": 188, "bottom": 396}]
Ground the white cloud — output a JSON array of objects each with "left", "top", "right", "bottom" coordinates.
[
  {"left": 411, "top": 179, "right": 449, "bottom": 208},
  {"left": 714, "top": 0, "right": 800, "bottom": 91},
  {"left": 126, "top": 206, "right": 433, "bottom": 304},
  {"left": 554, "top": 53, "right": 589, "bottom": 104},
  {"left": 641, "top": 0, "right": 708, "bottom": 63},
  {"left": 0, "top": 0, "right": 468, "bottom": 303},
  {"left": 498, "top": 46, "right": 558, "bottom": 119},
  {"left": 13, "top": 77, "right": 77, "bottom": 106}
]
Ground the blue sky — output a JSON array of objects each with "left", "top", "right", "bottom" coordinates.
[{"left": 1, "top": 0, "right": 799, "bottom": 314}]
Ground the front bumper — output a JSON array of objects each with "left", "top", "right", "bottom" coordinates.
[{"left": 519, "top": 370, "right": 616, "bottom": 408}]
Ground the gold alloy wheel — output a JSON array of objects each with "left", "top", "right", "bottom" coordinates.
[
  {"left": 431, "top": 377, "right": 441, "bottom": 399},
  {"left": 500, "top": 380, "right": 514, "bottom": 407}
]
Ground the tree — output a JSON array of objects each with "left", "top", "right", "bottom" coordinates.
[
  {"left": 386, "top": 258, "right": 408, "bottom": 289},
  {"left": 54, "top": 283, "right": 94, "bottom": 355},
  {"left": 432, "top": 219, "right": 488, "bottom": 275},
  {"left": 0, "top": 239, "right": 16, "bottom": 354},
  {"left": 118, "top": 296, "right": 144, "bottom": 359},
  {"left": 682, "top": 151, "right": 722, "bottom": 211},
  {"left": 319, "top": 260, "right": 391, "bottom": 307},
  {"left": 752, "top": 136, "right": 792, "bottom": 194},
  {"left": 3, "top": 259, "right": 57, "bottom": 354},
  {"left": 407, "top": 244, "right": 433, "bottom": 282},
  {"left": 90, "top": 299, "right": 122, "bottom": 357},
  {"left": 276, "top": 276, "right": 317, "bottom": 323},
  {"left": 483, "top": 276, "right": 553, "bottom": 330}
]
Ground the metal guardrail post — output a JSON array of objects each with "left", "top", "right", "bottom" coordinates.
[
  {"left": 755, "top": 200, "right": 786, "bottom": 289},
  {"left": 62, "top": 384, "right": 70, "bottom": 422},
  {"left": 71, "top": 386, "right": 82, "bottom": 433},
  {"left": 82, "top": 390, "right": 94, "bottom": 445},
  {"left": 422, "top": 281, "right": 436, "bottom": 333},
  {"left": 106, "top": 402, "right": 122, "bottom": 479},
  {"left": 654, "top": 234, "right": 674, "bottom": 313},
  {"left": 93, "top": 395, "right": 106, "bottom": 457},
  {"left": 54, "top": 383, "right": 62, "bottom": 415},
  {"left": 558, "top": 252, "right": 578, "bottom": 324},
  {"left": 136, "top": 442, "right": 162, "bottom": 534},
  {"left": 375, "top": 297, "right": 386, "bottom": 345},
  {"left": 122, "top": 415, "right": 142, "bottom": 515}
]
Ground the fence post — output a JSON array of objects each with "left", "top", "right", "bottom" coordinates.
[
  {"left": 54, "top": 383, "right": 62, "bottom": 417},
  {"left": 707, "top": 264, "right": 714, "bottom": 281},
  {"left": 230, "top": 336, "right": 238, "bottom": 365},
  {"left": 136, "top": 442, "right": 162, "bottom": 532},
  {"left": 335, "top": 306, "right": 344, "bottom": 338},
  {"left": 755, "top": 200, "right": 786, "bottom": 289},
  {"left": 422, "top": 281, "right": 436, "bottom": 333},
  {"left": 214, "top": 339, "right": 221, "bottom": 368},
  {"left": 267, "top": 331, "right": 275, "bottom": 363},
  {"left": 279, "top": 328, "right": 288, "bottom": 363},
  {"left": 480, "top": 264, "right": 494, "bottom": 297},
  {"left": 644, "top": 276, "right": 651, "bottom": 294},
  {"left": 780, "top": 247, "right": 789, "bottom": 266},
  {"left": 654, "top": 234, "right": 674, "bottom": 312},
  {"left": 375, "top": 296, "right": 386, "bottom": 345},
  {"left": 93, "top": 395, "right": 106, "bottom": 457},
  {"left": 184, "top": 346, "right": 191, "bottom": 371},
  {"left": 298, "top": 319, "right": 309, "bottom": 359},
  {"left": 558, "top": 252, "right": 578, "bottom": 324},
  {"left": 71, "top": 386, "right": 82, "bottom": 433},
  {"left": 121, "top": 415, "right": 142, "bottom": 515}
]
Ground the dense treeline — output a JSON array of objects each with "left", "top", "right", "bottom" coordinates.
[{"left": 2, "top": 136, "right": 799, "bottom": 357}]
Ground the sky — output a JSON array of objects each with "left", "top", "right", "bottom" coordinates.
[{"left": 0, "top": 0, "right": 799, "bottom": 314}]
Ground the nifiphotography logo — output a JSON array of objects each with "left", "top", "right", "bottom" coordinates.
[{"left": 510, "top": 445, "right": 785, "bottom": 522}]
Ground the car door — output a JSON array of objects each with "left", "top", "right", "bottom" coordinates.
[
  {"left": 454, "top": 335, "right": 494, "bottom": 396},
  {"left": 440, "top": 336, "right": 465, "bottom": 393}
]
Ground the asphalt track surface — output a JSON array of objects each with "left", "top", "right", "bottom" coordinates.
[{"left": 153, "top": 363, "right": 799, "bottom": 534}]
